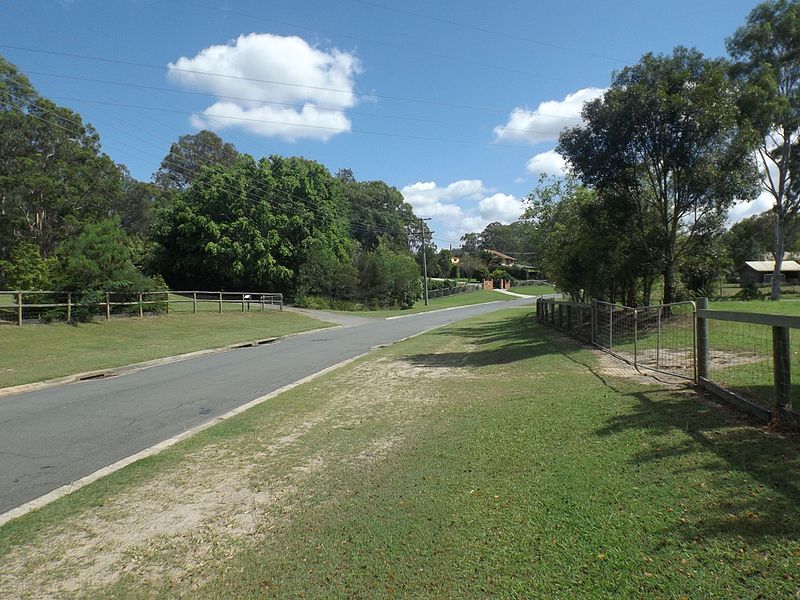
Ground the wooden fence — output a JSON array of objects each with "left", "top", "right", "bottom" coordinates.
[{"left": 0, "top": 290, "right": 283, "bottom": 326}]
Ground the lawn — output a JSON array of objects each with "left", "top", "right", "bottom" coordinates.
[
  {"left": 2, "top": 308, "right": 799, "bottom": 598},
  {"left": 0, "top": 311, "right": 331, "bottom": 389},
  {"left": 507, "top": 283, "right": 556, "bottom": 296}
]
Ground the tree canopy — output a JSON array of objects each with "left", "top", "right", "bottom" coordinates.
[
  {"left": 558, "top": 47, "right": 759, "bottom": 304},
  {"left": 728, "top": 0, "right": 800, "bottom": 299}
]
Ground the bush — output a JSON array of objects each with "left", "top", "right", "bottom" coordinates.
[{"left": 734, "top": 282, "right": 764, "bottom": 301}]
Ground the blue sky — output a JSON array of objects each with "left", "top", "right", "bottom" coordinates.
[{"left": 2, "top": 0, "right": 766, "bottom": 248}]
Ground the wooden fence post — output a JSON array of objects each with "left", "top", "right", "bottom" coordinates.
[
  {"left": 138, "top": 293, "right": 143, "bottom": 317},
  {"left": 105, "top": 292, "right": 111, "bottom": 320},
  {"left": 66, "top": 291, "right": 72, "bottom": 323},
  {"left": 241, "top": 293, "right": 245, "bottom": 312},
  {"left": 192, "top": 291, "right": 197, "bottom": 314},
  {"left": 773, "top": 325, "right": 791, "bottom": 414},
  {"left": 218, "top": 292, "right": 223, "bottom": 313},
  {"left": 696, "top": 297, "right": 709, "bottom": 381},
  {"left": 166, "top": 291, "right": 170, "bottom": 315},
  {"left": 16, "top": 291, "right": 22, "bottom": 326}
]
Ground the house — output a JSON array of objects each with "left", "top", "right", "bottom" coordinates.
[
  {"left": 740, "top": 260, "right": 800, "bottom": 285},
  {"left": 484, "top": 249, "right": 517, "bottom": 267}
]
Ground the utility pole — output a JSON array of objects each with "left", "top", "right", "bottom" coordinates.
[{"left": 420, "top": 217, "right": 431, "bottom": 305}]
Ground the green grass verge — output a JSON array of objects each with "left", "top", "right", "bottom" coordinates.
[
  {"left": 0, "top": 311, "right": 331, "bottom": 388},
  {"left": 2, "top": 308, "right": 799, "bottom": 598},
  {"left": 508, "top": 284, "right": 556, "bottom": 296}
]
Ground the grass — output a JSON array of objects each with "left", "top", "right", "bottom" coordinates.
[
  {"left": 2, "top": 308, "right": 800, "bottom": 598},
  {"left": 0, "top": 311, "right": 331, "bottom": 388},
  {"left": 325, "top": 289, "right": 516, "bottom": 318},
  {"left": 507, "top": 283, "right": 556, "bottom": 296}
]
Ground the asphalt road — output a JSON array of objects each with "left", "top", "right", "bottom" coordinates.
[{"left": 0, "top": 296, "right": 534, "bottom": 514}]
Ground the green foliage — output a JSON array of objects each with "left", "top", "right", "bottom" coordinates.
[
  {"left": 0, "top": 57, "right": 124, "bottom": 259},
  {"left": 559, "top": 47, "right": 760, "bottom": 304},
  {"left": 153, "top": 155, "right": 350, "bottom": 296},
  {"left": 734, "top": 281, "right": 765, "bottom": 301},
  {"left": 336, "top": 171, "right": 414, "bottom": 252},
  {"left": 356, "top": 244, "right": 422, "bottom": 309},
  {"left": 154, "top": 130, "right": 239, "bottom": 191},
  {"left": 0, "top": 241, "right": 52, "bottom": 290}
]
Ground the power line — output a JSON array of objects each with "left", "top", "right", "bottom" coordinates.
[
  {"left": 164, "top": 0, "right": 584, "bottom": 86},
  {"left": 344, "top": 0, "right": 629, "bottom": 64},
  {"left": 4, "top": 90, "right": 430, "bottom": 244},
  {"left": 0, "top": 44, "right": 582, "bottom": 117},
  {"left": 46, "top": 93, "right": 545, "bottom": 149},
  {"left": 27, "top": 70, "right": 582, "bottom": 130}
]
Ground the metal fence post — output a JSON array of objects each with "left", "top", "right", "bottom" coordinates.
[
  {"left": 609, "top": 304, "right": 613, "bottom": 351},
  {"left": 16, "top": 291, "right": 22, "bottom": 326},
  {"left": 633, "top": 309, "right": 638, "bottom": 369},
  {"left": 773, "top": 325, "right": 791, "bottom": 413},
  {"left": 656, "top": 307, "right": 661, "bottom": 369},
  {"left": 696, "top": 297, "right": 709, "bottom": 381}
]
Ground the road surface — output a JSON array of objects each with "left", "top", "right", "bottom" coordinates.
[{"left": 0, "top": 297, "right": 535, "bottom": 514}]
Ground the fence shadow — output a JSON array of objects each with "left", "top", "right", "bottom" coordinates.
[
  {"left": 592, "top": 375, "right": 800, "bottom": 544},
  {"left": 401, "top": 311, "right": 582, "bottom": 369}
]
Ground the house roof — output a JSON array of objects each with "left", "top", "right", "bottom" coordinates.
[
  {"left": 744, "top": 260, "right": 800, "bottom": 273},
  {"left": 485, "top": 249, "right": 516, "bottom": 261}
]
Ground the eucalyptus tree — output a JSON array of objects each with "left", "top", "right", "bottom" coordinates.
[
  {"left": 559, "top": 47, "right": 759, "bottom": 304},
  {"left": 728, "top": 0, "right": 800, "bottom": 299}
]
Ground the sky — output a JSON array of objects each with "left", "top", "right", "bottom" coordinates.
[{"left": 2, "top": 0, "right": 771, "bottom": 249}]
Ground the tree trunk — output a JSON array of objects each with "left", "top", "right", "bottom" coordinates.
[
  {"left": 662, "top": 267, "right": 675, "bottom": 305},
  {"left": 772, "top": 212, "right": 784, "bottom": 301}
]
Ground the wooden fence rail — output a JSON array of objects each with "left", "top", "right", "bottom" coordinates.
[{"left": 0, "top": 290, "right": 283, "bottom": 325}]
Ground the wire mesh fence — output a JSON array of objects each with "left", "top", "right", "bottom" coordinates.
[
  {"left": 537, "top": 296, "right": 800, "bottom": 425},
  {"left": 0, "top": 290, "right": 283, "bottom": 325},
  {"left": 697, "top": 305, "right": 800, "bottom": 421}
]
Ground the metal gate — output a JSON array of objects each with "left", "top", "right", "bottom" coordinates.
[{"left": 593, "top": 300, "right": 696, "bottom": 381}]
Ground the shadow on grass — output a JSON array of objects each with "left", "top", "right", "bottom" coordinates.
[
  {"left": 401, "top": 311, "right": 582, "bottom": 368},
  {"left": 583, "top": 354, "right": 800, "bottom": 545}
]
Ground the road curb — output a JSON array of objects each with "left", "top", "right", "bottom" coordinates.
[{"left": 0, "top": 325, "right": 338, "bottom": 400}]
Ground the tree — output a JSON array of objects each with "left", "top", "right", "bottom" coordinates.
[
  {"left": 728, "top": 0, "right": 800, "bottom": 299},
  {"left": 0, "top": 57, "right": 123, "bottom": 258},
  {"left": 153, "top": 154, "right": 350, "bottom": 295},
  {"left": 154, "top": 130, "right": 239, "bottom": 191},
  {"left": 0, "top": 241, "right": 52, "bottom": 290},
  {"left": 559, "top": 47, "right": 760, "bottom": 304},
  {"left": 722, "top": 211, "right": 775, "bottom": 273},
  {"left": 54, "top": 218, "right": 156, "bottom": 293},
  {"left": 336, "top": 172, "right": 413, "bottom": 252}
]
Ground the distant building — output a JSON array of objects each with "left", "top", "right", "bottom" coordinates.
[
  {"left": 741, "top": 260, "right": 800, "bottom": 285},
  {"left": 485, "top": 249, "right": 517, "bottom": 267}
]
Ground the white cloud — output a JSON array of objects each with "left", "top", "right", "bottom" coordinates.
[
  {"left": 493, "top": 87, "right": 606, "bottom": 145},
  {"left": 168, "top": 33, "right": 361, "bottom": 141},
  {"left": 728, "top": 190, "right": 774, "bottom": 224},
  {"left": 526, "top": 149, "right": 567, "bottom": 176},
  {"left": 401, "top": 180, "right": 523, "bottom": 241}
]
